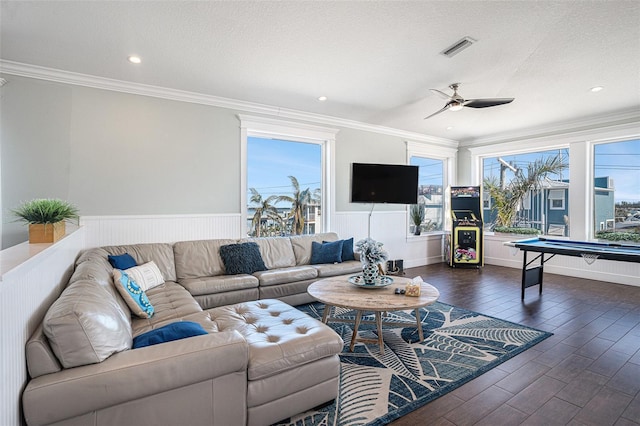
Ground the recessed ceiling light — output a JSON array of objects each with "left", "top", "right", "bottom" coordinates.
[
  {"left": 127, "top": 55, "right": 142, "bottom": 64},
  {"left": 590, "top": 86, "right": 603, "bottom": 93},
  {"left": 446, "top": 126, "right": 454, "bottom": 131},
  {"left": 317, "top": 96, "right": 328, "bottom": 102}
]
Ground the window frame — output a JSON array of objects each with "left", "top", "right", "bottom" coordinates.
[
  {"left": 468, "top": 123, "right": 639, "bottom": 242},
  {"left": 239, "top": 115, "right": 338, "bottom": 237},
  {"left": 592, "top": 137, "right": 640, "bottom": 241},
  {"left": 406, "top": 141, "right": 457, "bottom": 236},
  {"left": 470, "top": 140, "right": 570, "bottom": 235}
]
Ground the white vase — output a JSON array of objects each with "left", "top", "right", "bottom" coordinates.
[{"left": 362, "top": 263, "right": 379, "bottom": 284}]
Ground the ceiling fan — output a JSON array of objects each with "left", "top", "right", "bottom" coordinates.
[{"left": 424, "top": 83, "right": 514, "bottom": 120}]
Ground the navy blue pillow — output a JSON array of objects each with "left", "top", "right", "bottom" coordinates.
[
  {"left": 133, "top": 321, "right": 208, "bottom": 349},
  {"left": 324, "top": 238, "right": 355, "bottom": 262},
  {"left": 108, "top": 253, "right": 137, "bottom": 270},
  {"left": 311, "top": 240, "right": 344, "bottom": 265},
  {"left": 219, "top": 242, "right": 267, "bottom": 275}
]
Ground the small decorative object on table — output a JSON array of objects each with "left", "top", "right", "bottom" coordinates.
[
  {"left": 405, "top": 276, "right": 423, "bottom": 297},
  {"left": 386, "top": 259, "right": 404, "bottom": 275},
  {"left": 348, "top": 274, "right": 393, "bottom": 288},
  {"left": 355, "top": 238, "right": 389, "bottom": 285}
]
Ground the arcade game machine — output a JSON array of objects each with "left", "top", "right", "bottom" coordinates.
[{"left": 446, "top": 186, "right": 484, "bottom": 268}]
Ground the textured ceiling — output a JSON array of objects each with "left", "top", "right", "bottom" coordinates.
[{"left": 1, "top": 1, "right": 639, "bottom": 142}]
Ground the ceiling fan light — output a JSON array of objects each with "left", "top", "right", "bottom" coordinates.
[{"left": 449, "top": 102, "right": 464, "bottom": 112}]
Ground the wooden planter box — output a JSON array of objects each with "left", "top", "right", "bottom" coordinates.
[{"left": 29, "top": 222, "right": 66, "bottom": 244}]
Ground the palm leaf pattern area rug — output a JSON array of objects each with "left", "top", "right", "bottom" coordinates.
[{"left": 276, "top": 301, "right": 552, "bottom": 426}]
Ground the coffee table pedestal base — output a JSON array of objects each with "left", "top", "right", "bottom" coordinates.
[{"left": 322, "top": 305, "right": 425, "bottom": 355}]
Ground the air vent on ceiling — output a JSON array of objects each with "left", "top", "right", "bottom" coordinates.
[{"left": 440, "top": 37, "right": 477, "bottom": 58}]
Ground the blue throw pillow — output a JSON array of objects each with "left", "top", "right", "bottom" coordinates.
[
  {"left": 341, "top": 237, "right": 356, "bottom": 261},
  {"left": 311, "top": 240, "right": 344, "bottom": 264},
  {"left": 219, "top": 242, "right": 268, "bottom": 275},
  {"left": 108, "top": 253, "right": 137, "bottom": 270},
  {"left": 133, "top": 321, "right": 208, "bottom": 349},
  {"left": 324, "top": 238, "right": 355, "bottom": 262}
]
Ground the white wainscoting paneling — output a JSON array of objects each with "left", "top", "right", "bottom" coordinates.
[
  {"left": 485, "top": 234, "right": 640, "bottom": 287},
  {"left": 80, "top": 214, "right": 243, "bottom": 248},
  {"left": 0, "top": 229, "right": 85, "bottom": 426},
  {"left": 333, "top": 211, "right": 443, "bottom": 268}
]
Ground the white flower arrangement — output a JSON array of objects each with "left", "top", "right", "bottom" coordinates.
[{"left": 355, "top": 238, "right": 389, "bottom": 266}]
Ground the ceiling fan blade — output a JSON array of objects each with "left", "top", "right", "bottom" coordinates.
[
  {"left": 464, "top": 98, "right": 514, "bottom": 108},
  {"left": 429, "top": 88, "right": 453, "bottom": 100},
  {"left": 424, "top": 104, "right": 451, "bottom": 120}
]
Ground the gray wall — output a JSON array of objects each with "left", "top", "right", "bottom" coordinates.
[
  {"left": 1, "top": 75, "right": 73, "bottom": 247},
  {"left": 334, "top": 127, "right": 408, "bottom": 212},
  {"left": 1, "top": 75, "right": 413, "bottom": 248}
]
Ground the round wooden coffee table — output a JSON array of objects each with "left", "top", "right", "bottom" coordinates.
[{"left": 307, "top": 275, "right": 440, "bottom": 354}]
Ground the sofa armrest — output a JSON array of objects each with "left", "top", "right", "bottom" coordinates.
[{"left": 23, "top": 331, "right": 248, "bottom": 426}]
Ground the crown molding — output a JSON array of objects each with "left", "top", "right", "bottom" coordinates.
[
  {"left": 460, "top": 109, "right": 640, "bottom": 149},
  {"left": 0, "top": 59, "right": 458, "bottom": 149}
]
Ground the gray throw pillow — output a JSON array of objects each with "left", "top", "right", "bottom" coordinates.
[{"left": 219, "top": 242, "right": 268, "bottom": 275}]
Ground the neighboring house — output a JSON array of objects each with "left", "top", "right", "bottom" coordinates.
[
  {"left": 483, "top": 177, "right": 615, "bottom": 236},
  {"left": 594, "top": 176, "right": 616, "bottom": 231},
  {"left": 417, "top": 184, "right": 443, "bottom": 229}
]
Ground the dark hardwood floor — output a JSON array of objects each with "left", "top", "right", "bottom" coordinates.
[{"left": 389, "top": 263, "right": 640, "bottom": 426}]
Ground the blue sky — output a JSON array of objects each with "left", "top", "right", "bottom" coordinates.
[
  {"left": 594, "top": 139, "right": 640, "bottom": 203},
  {"left": 410, "top": 156, "right": 443, "bottom": 186},
  {"left": 247, "top": 137, "right": 321, "bottom": 206}
]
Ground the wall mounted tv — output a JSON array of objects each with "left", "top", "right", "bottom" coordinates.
[{"left": 351, "top": 163, "right": 419, "bottom": 204}]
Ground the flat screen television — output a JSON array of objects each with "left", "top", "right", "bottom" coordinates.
[{"left": 351, "top": 163, "right": 419, "bottom": 204}]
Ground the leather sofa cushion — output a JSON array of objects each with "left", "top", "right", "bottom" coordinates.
[
  {"left": 173, "top": 239, "right": 237, "bottom": 279},
  {"left": 104, "top": 243, "right": 177, "bottom": 282},
  {"left": 69, "top": 249, "right": 132, "bottom": 316},
  {"left": 252, "top": 266, "right": 318, "bottom": 287},
  {"left": 132, "top": 282, "right": 203, "bottom": 327},
  {"left": 209, "top": 299, "right": 343, "bottom": 380},
  {"left": 43, "top": 280, "right": 132, "bottom": 369},
  {"left": 25, "top": 324, "right": 62, "bottom": 379},
  {"left": 312, "top": 260, "right": 362, "bottom": 277},
  {"left": 289, "top": 232, "right": 339, "bottom": 265},
  {"left": 70, "top": 249, "right": 113, "bottom": 286},
  {"left": 180, "top": 274, "right": 259, "bottom": 296},
  {"left": 242, "top": 237, "right": 296, "bottom": 269}
]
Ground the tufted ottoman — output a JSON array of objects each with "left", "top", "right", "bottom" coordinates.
[{"left": 208, "top": 299, "right": 343, "bottom": 426}]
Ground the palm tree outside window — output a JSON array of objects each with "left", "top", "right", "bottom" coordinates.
[{"left": 247, "top": 137, "right": 322, "bottom": 237}]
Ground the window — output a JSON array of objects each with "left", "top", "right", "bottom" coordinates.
[
  {"left": 482, "top": 148, "right": 569, "bottom": 233},
  {"left": 408, "top": 156, "right": 446, "bottom": 234},
  {"left": 548, "top": 190, "right": 565, "bottom": 210},
  {"left": 593, "top": 139, "right": 640, "bottom": 242},
  {"left": 482, "top": 191, "right": 491, "bottom": 210},
  {"left": 406, "top": 141, "right": 455, "bottom": 236},
  {"left": 247, "top": 137, "right": 321, "bottom": 236},
  {"left": 240, "top": 115, "right": 337, "bottom": 237}
]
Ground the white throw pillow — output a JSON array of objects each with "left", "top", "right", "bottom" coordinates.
[{"left": 124, "top": 261, "right": 165, "bottom": 291}]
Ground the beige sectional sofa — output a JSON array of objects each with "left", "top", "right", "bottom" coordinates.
[{"left": 23, "top": 233, "right": 361, "bottom": 426}]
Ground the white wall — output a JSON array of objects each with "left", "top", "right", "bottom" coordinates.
[{"left": 0, "top": 229, "right": 84, "bottom": 426}]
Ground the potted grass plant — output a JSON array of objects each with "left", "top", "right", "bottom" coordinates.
[
  {"left": 11, "top": 198, "right": 79, "bottom": 243},
  {"left": 410, "top": 204, "right": 425, "bottom": 236}
]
